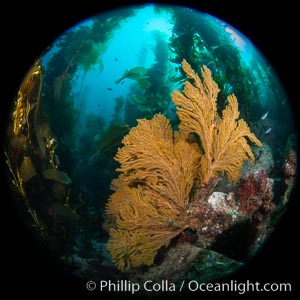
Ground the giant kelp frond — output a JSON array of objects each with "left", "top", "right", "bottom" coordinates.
[
  {"left": 13, "top": 61, "right": 42, "bottom": 136},
  {"left": 172, "top": 60, "right": 262, "bottom": 184},
  {"left": 115, "top": 66, "right": 148, "bottom": 84}
]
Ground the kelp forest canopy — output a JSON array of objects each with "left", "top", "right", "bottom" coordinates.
[
  {"left": 41, "top": 4, "right": 293, "bottom": 179},
  {"left": 42, "top": 8, "right": 135, "bottom": 165}
]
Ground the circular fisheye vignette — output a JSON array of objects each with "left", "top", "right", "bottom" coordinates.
[{"left": 4, "top": 2, "right": 297, "bottom": 288}]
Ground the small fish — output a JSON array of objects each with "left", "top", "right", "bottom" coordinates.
[
  {"left": 107, "top": 88, "right": 113, "bottom": 91},
  {"left": 264, "top": 127, "right": 272, "bottom": 135},
  {"left": 261, "top": 111, "right": 269, "bottom": 120},
  {"left": 97, "top": 104, "right": 100, "bottom": 107},
  {"left": 114, "top": 57, "right": 119, "bottom": 62},
  {"left": 211, "top": 45, "right": 221, "bottom": 50}
]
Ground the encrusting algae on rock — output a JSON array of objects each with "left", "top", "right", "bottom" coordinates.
[{"left": 105, "top": 60, "right": 262, "bottom": 271}]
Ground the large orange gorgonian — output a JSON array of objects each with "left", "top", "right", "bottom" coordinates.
[
  {"left": 105, "top": 60, "right": 262, "bottom": 271},
  {"left": 172, "top": 60, "right": 262, "bottom": 184},
  {"left": 106, "top": 114, "right": 200, "bottom": 271}
]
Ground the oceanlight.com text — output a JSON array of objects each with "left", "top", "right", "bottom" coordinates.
[{"left": 187, "top": 280, "right": 292, "bottom": 294}]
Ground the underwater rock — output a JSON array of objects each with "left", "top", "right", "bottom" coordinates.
[
  {"left": 186, "top": 175, "right": 275, "bottom": 261},
  {"left": 241, "top": 142, "right": 274, "bottom": 177},
  {"left": 133, "top": 244, "right": 243, "bottom": 290},
  {"left": 207, "top": 192, "right": 239, "bottom": 216},
  {"left": 133, "top": 243, "right": 201, "bottom": 284},
  {"left": 186, "top": 248, "right": 244, "bottom": 283},
  {"left": 228, "top": 171, "right": 274, "bottom": 258},
  {"left": 235, "top": 171, "right": 274, "bottom": 217},
  {"left": 284, "top": 140, "right": 297, "bottom": 178},
  {"left": 211, "top": 218, "right": 253, "bottom": 261},
  {"left": 189, "top": 191, "right": 244, "bottom": 248},
  {"left": 282, "top": 135, "right": 297, "bottom": 205},
  {"left": 43, "top": 169, "right": 71, "bottom": 185}
]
